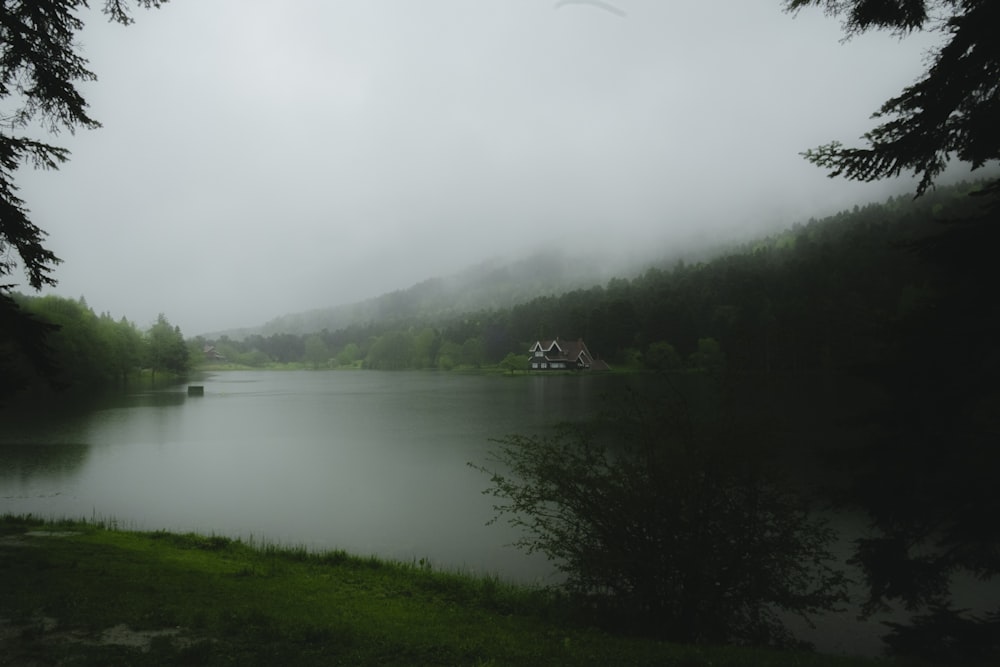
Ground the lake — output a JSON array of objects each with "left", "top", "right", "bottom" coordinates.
[
  {"left": 0, "top": 370, "right": 620, "bottom": 582},
  {"left": 2, "top": 369, "right": 979, "bottom": 656}
]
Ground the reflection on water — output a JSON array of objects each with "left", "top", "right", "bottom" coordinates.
[
  {"left": 0, "top": 371, "right": 617, "bottom": 583},
  {"left": 3, "top": 370, "right": 982, "bottom": 657},
  {"left": 0, "top": 442, "right": 90, "bottom": 490}
]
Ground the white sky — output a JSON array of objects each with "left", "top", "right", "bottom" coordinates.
[{"left": 17, "top": 0, "right": 946, "bottom": 335}]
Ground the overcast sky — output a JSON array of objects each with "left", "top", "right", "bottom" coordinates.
[{"left": 19, "top": 0, "right": 945, "bottom": 335}]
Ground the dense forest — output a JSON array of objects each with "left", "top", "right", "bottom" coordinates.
[
  {"left": 8, "top": 179, "right": 982, "bottom": 382},
  {"left": 239, "top": 249, "right": 639, "bottom": 339},
  {"left": 196, "top": 179, "right": 988, "bottom": 375},
  {"left": 7, "top": 179, "right": 986, "bottom": 383},
  {"left": 1, "top": 296, "right": 190, "bottom": 397}
]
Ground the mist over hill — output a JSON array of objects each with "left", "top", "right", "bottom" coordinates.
[
  {"left": 205, "top": 166, "right": 995, "bottom": 343},
  {"left": 210, "top": 246, "right": 715, "bottom": 340}
]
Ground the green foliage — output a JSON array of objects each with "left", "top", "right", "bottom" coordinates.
[
  {"left": 145, "top": 313, "right": 189, "bottom": 380},
  {"left": 22, "top": 295, "right": 112, "bottom": 386},
  {"left": 498, "top": 352, "right": 528, "bottom": 374},
  {"left": 302, "top": 334, "right": 330, "bottom": 369},
  {"left": 785, "top": 0, "right": 999, "bottom": 196},
  {"left": 186, "top": 337, "right": 207, "bottom": 365},
  {"left": 101, "top": 313, "right": 143, "bottom": 383},
  {"left": 202, "top": 180, "right": 995, "bottom": 375},
  {"left": 0, "top": 0, "right": 166, "bottom": 397},
  {"left": 411, "top": 327, "right": 441, "bottom": 369},
  {"left": 365, "top": 330, "right": 415, "bottom": 370},
  {"left": 460, "top": 336, "right": 487, "bottom": 368},
  {"left": 642, "top": 341, "right": 681, "bottom": 371},
  {"left": 688, "top": 337, "right": 725, "bottom": 373},
  {"left": 0, "top": 517, "right": 877, "bottom": 667},
  {"left": 472, "top": 387, "right": 847, "bottom": 646},
  {"left": 619, "top": 347, "right": 643, "bottom": 370},
  {"left": 255, "top": 251, "right": 613, "bottom": 338},
  {"left": 335, "top": 341, "right": 360, "bottom": 367},
  {"left": 205, "top": 336, "right": 272, "bottom": 367},
  {"left": 7, "top": 295, "right": 188, "bottom": 391},
  {"left": 437, "top": 340, "right": 462, "bottom": 370},
  {"left": 771, "top": 9, "right": 1000, "bottom": 655},
  {"left": 0, "top": 293, "right": 59, "bottom": 402}
]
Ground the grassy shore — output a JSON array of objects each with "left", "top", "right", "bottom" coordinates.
[{"left": 0, "top": 516, "right": 897, "bottom": 666}]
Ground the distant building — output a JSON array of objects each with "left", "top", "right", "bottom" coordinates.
[
  {"left": 528, "top": 337, "right": 609, "bottom": 371},
  {"left": 202, "top": 344, "right": 226, "bottom": 362}
]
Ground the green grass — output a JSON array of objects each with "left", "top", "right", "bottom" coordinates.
[{"left": 0, "top": 515, "right": 897, "bottom": 666}]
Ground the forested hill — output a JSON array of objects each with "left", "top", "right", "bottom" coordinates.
[
  {"left": 202, "top": 178, "right": 996, "bottom": 372},
  {"left": 217, "top": 250, "right": 636, "bottom": 340}
]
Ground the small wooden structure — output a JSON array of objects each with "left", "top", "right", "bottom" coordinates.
[
  {"left": 187, "top": 385, "right": 205, "bottom": 396},
  {"left": 529, "top": 337, "right": 607, "bottom": 371}
]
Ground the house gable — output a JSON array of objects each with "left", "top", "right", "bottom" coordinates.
[{"left": 527, "top": 336, "right": 605, "bottom": 371}]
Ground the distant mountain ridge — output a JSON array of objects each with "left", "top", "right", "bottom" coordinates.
[{"left": 213, "top": 249, "right": 632, "bottom": 339}]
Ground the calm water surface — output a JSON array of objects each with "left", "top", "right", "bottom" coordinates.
[
  {"left": 6, "top": 370, "right": 988, "bottom": 656},
  {"left": 0, "top": 370, "right": 618, "bottom": 582}
]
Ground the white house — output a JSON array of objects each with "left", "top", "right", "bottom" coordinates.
[{"left": 528, "top": 337, "right": 609, "bottom": 371}]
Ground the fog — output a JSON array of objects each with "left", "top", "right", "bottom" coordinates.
[{"left": 19, "top": 0, "right": 943, "bottom": 335}]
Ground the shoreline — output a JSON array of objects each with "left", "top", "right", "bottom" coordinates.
[{"left": 0, "top": 515, "right": 885, "bottom": 666}]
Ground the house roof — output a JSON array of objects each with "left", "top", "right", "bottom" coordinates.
[
  {"left": 560, "top": 338, "right": 592, "bottom": 362},
  {"left": 530, "top": 337, "right": 593, "bottom": 364}
]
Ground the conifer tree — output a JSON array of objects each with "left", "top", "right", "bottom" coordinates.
[
  {"left": 786, "top": 0, "right": 999, "bottom": 195},
  {"left": 0, "top": 1, "right": 166, "bottom": 395}
]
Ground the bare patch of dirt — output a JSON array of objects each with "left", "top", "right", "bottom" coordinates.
[
  {"left": 0, "top": 535, "right": 34, "bottom": 548},
  {"left": 0, "top": 531, "right": 80, "bottom": 548},
  {"left": 96, "top": 623, "right": 186, "bottom": 650},
  {"left": 1, "top": 617, "right": 202, "bottom": 659}
]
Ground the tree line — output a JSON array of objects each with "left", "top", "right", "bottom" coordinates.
[
  {"left": 199, "top": 179, "right": 982, "bottom": 375},
  {"left": 2, "top": 295, "right": 189, "bottom": 397}
]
